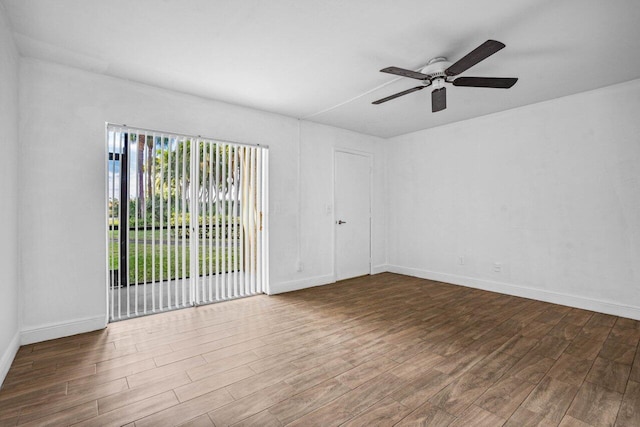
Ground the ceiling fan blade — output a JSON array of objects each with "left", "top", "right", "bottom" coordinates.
[
  {"left": 445, "top": 40, "right": 506, "bottom": 76},
  {"left": 372, "top": 85, "right": 429, "bottom": 105},
  {"left": 432, "top": 87, "right": 446, "bottom": 112},
  {"left": 452, "top": 77, "right": 518, "bottom": 88},
  {"left": 380, "top": 66, "right": 431, "bottom": 80}
]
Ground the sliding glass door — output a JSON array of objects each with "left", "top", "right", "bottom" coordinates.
[{"left": 106, "top": 124, "right": 268, "bottom": 321}]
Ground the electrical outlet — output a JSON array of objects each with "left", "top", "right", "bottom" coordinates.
[
  {"left": 296, "top": 261, "right": 304, "bottom": 272},
  {"left": 493, "top": 262, "right": 502, "bottom": 273},
  {"left": 325, "top": 204, "right": 332, "bottom": 214},
  {"left": 458, "top": 256, "right": 465, "bottom": 265}
]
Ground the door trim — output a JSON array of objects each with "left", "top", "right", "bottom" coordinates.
[
  {"left": 105, "top": 125, "right": 269, "bottom": 322},
  {"left": 332, "top": 148, "right": 373, "bottom": 282}
]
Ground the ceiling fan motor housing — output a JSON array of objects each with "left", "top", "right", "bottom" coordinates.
[{"left": 422, "top": 57, "right": 452, "bottom": 79}]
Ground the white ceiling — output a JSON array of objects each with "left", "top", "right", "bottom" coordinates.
[{"left": 3, "top": 0, "right": 640, "bottom": 138}]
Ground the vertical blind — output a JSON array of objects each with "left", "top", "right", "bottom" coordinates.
[{"left": 106, "top": 124, "right": 269, "bottom": 321}]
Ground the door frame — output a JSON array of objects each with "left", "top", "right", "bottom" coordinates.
[
  {"left": 332, "top": 147, "right": 373, "bottom": 282},
  {"left": 105, "top": 124, "right": 270, "bottom": 322}
]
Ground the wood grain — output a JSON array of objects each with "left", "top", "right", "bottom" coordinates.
[
  {"left": 395, "top": 401, "right": 456, "bottom": 426},
  {"left": 429, "top": 372, "right": 493, "bottom": 415},
  {"left": 505, "top": 406, "right": 558, "bottom": 427},
  {"left": 231, "top": 410, "right": 282, "bottom": 427},
  {"left": 135, "top": 388, "right": 233, "bottom": 427},
  {"left": 599, "top": 338, "right": 636, "bottom": 365},
  {"left": 616, "top": 380, "right": 640, "bottom": 427},
  {"left": 586, "top": 356, "right": 632, "bottom": 393},
  {"left": 559, "top": 415, "right": 593, "bottom": 427},
  {"left": 450, "top": 404, "right": 506, "bottom": 427},
  {"left": 507, "top": 353, "right": 555, "bottom": 384},
  {"left": 475, "top": 374, "right": 536, "bottom": 419},
  {"left": 521, "top": 376, "right": 579, "bottom": 423},
  {"left": 179, "top": 414, "right": 215, "bottom": 427},
  {"left": 630, "top": 350, "right": 640, "bottom": 383},
  {"left": 341, "top": 396, "right": 411, "bottom": 427},
  {"left": 546, "top": 353, "right": 591, "bottom": 386},
  {"left": 268, "top": 378, "right": 350, "bottom": 425},
  {"left": 0, "top": 272, "right": 638, "bottom": 426},
  {"left": 566, "top": 382, "right": 622, "bottom": 427}
]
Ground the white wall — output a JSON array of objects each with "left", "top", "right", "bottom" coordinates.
[
  {"left": 0, "top": 3, "right": 20, "bottom": 385},
  {"left": 18, "top": 58, "right": 384, "bottom": 343},
  {"left": 277, "top": 120, "right": 387, "bottom": 292},
  {"left": 385, "top": 79, "right": 640, "bottom": 319}
]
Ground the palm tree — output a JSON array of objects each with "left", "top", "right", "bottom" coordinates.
[
  {"left": 153, "top": 140, "right": 241, "bottom": 218},
  {"left": 136, "top": 134, "right": 145, "bottom": 218}
]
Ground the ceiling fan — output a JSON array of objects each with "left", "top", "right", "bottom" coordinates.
[{"left": 372, "top": 40, "right": 518, "bottom": 112}]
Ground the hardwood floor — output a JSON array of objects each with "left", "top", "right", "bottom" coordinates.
[{"left": 1, "top": 273, "right": 639, "bottom": 426}]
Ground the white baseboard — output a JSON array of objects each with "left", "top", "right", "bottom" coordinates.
[
  {"left": 21, "top": 315, "right": 107, "bottom": 346},
  {"left": 387, "top": 264, "right": 640, "bottom": 321},
  {"left": 268, "top": 274, "right": 336, "bottom": 295},
  {"left": 371, "top": 264, "right": 390, "bottom": 275},
  {"left": 0, "top": 331, "right": 20, "bottom": 388}
]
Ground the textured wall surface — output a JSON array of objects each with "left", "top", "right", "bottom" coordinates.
[
  {"left": 386, "top": 79, "right": 640, "bottom": 318},
  {"left": 0, "top": 2, "right": 20, "bottom": 384}
]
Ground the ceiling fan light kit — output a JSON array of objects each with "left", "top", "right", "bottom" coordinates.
[{"left": 373, "top": 40, "right": 518, "bottom": 112}]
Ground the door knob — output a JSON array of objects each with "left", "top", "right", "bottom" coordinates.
[{"left": 337, "top": 220, "right": 346, "bottom": 225}]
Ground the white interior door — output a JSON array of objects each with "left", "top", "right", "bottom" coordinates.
[{"left": 335, "top": 150, "right": 371, "bottom": 281}]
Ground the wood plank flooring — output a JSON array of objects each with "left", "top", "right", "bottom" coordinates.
[{"left": 1, "top": 272, "right": 640, "bottom": 426}]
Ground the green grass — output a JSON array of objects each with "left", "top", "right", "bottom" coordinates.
[
  {"left": 108, "top": 226, "right": 239, "bottom": 242},
  {"left": 108, "top": 236, "right": 238, "bottom": 284}
]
